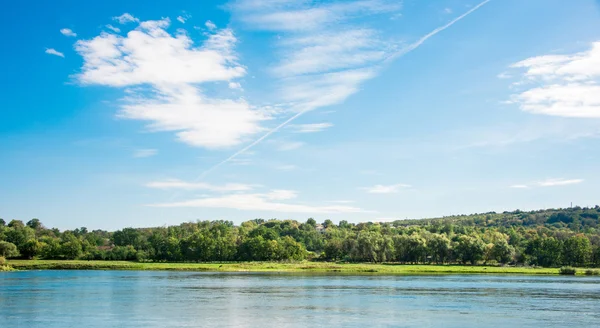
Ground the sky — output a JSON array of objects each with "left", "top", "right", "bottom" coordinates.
[{"left": 1, "top": 0, "right": 600, "bottom": 230}]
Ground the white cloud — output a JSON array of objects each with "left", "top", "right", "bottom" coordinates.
[
  {"left": 444, "top": 8, "right": 453, "bottom": 14},
  {"left": 146, "top": 179, "right": 254, "bottom": 192},
  {"left": 510, "top": 178, "right": 583, "bottom": 189},
  {"left": 74, "top": 22, "right": 245, "bottom": 86},
  {"left": 291, "top": 122, "right": 333, "bottom": 133},
  {"left": 507, "top": 41, "right": 600, "bottom": 118},
  {"left": 113, "top": 13, "right": 139, "bottom": 24},
  {"left": 228, "top": 81, "right": 242, "bottom": 89},
  {"left": 74, "top": 18, "right": 268, "bottom": 149},
  {"left": 273, "top": 29, "right": 389, "bottom": 77},
  {"left": 363, "top": 183, "right": 411, "bottom": 194},
  {"left": 149, "top": 190, "right": 367, "bottom": 213},
  {"left": 197, "top": 0, "right": 489, "bottom": 173},
  {"left": 177, "top": 13, "right": 191, "bottom": 24},
  {"left": 45, "top": 48, "right": 64, "bottom": 58},
  {"left": 119, "top": 85, "right": 266, "bottom": 148},
  {"left": 205, "top": 20, "right": 217, "bottom": 30},
  {"left": 105, "top": 24, "right": 121, "bottom": 33},
  {"left": 60, "top": 28, "right": 77, "bottom": 37},
  {"left": 133, "top": 148, "right": 157, "bottom": 158},
  {"left": 537, "top": 178, "right": 583, "bottom": 187},
  {"left": 265, "top": 189, "right": 297, "bottom": 200},
  {"left": 230, "top": 0, "right": 398, "bottom": 112}
]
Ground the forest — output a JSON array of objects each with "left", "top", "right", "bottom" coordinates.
[{"left": 1, "top": 206, "right": 600, "bottom": 267}]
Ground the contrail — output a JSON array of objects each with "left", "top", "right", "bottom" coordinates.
[
  {"left": 194, "top": 0, "right": 491, "bottom": 180},
  {"left": 193, "top": 109, "right": 308, "bottom": 181},
  {"left": 386, "top": 0, "right": 491, "bottom": 62}
]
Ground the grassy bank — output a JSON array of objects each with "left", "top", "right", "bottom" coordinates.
[{"left": 5, "top": 260, "right": 564, "bottom": 275}]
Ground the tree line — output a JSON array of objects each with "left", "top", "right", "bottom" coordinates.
[{"left": 1, "top": 206, "right": 600, "bottom": 267}]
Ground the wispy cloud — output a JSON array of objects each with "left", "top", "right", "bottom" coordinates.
[
  {"left": 113, "top": 13, "right": 139, "bottom": 24},
  {"left": 45, "top": 48, "right": 64, "bottom": 58},
  {"left": 197, "top": 0, "right": 490, "bottom": 175},
  {"left": 60, "top": 28, "right": 77, "bottom": 37},
  {"left": 177, "top": 13, "right": 191, "bottom": 24},
  {"left": 149, "top": 189, "right": 368, "bottom": 213},
  {"left": 205, "top": 20, "right": 217, "bottom": 31},
  {"left": 506, "top": 41, "right": 600, "bottom": 118},
  {"left": 510, "top": 178, "right": 583, "bottom": 189},
  {"left": 538, "top": 178, "right": 584, "bottom": 187},
  {"left": 132, "top": 148, "right": 157, "bottom": 158},
  {"left": 228, "top": 81, "right": 242, "bottom": 90},
  {"left": 290, "top": 122, "right": 333, "bottom": 133},
  {"left": 363, "top": 183, "right": 411, "bottom": 194},
  {"left": 146, "top": 179, "right": 254, "bottom": 192},
  {"left": 74, "top": 17, "right": 268, "bottom": 149},
  {"left": 105, "top": 24, "right": 121, "bottom": 33}
]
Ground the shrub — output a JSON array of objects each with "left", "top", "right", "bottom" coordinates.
[
  {"left": 0, "top": 256, "right": 5, "bottom": 265},
  {"left": 584, "top": 269, "right": 599, "bottom": 276},
  {"left": 559, "top": 266, "right": 577, "bottom": 275}
]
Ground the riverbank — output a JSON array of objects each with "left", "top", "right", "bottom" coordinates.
[{"left": 5, "top": 260, "right": 566, "bottom": 274}]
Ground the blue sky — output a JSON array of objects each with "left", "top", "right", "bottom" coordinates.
[{"left": 2, "top": 0, "right": 600, "bottom": 230}]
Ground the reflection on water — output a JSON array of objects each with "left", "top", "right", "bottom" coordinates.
[{"left": 1, "top": 271, "right": 599, "bottom": 327}]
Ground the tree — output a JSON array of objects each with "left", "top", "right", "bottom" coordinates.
[
  {"left": 489, "top": 239, "right": 514, "bottom": 264},
  {"left": 394, "top": 234, "right": 427, "bottom": 263},
  {"left": 21, "top": 239, "right": 43, "bottom": 259},
  {"left": 26, "top": 218, "right": 43, "bottom": 230},
  {"left": 355, "top": 231, "right": 383, "bottom": 262},
  {"left": 592, "top": 246, "right": 600, "bottom": 267},
  {"left": 0, "top": 241, "right": 19, "bottom": 258},
  {"left": 112, "top": 228, "right": 142, "bottom": 247},
  {"left": 454, "top": 235, "right": 486, "bottom": 265},
  {"left": 427, "top": 234, "right": 451, "bottom": 264},
  {"left": 60, "top": 235, "right": 83, "bottom": 260},
  {"left": 563, "top": 235, "right": 592, "bottom": 267},
  {"left": 4, "top": 225, "right": 35, "bottom": 250},
  {"left": 525, "top": 238, "right": 562, "bottom": 267},
  {"left": 8, "top": 220, "right": 24, "bottom": 229},
  {"left": 0, "top": 218, "right": 5, "bottom": 227}
]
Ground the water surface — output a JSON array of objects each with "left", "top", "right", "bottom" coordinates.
[{"left": 1, "top": 271, "right": 599, "bottom": 327}]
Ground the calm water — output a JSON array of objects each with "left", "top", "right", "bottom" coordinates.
[{"left": 1, "top": 271, "right": 599, "bottom": 327}]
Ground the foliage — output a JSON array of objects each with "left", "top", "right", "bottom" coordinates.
[
  {"left": 0, "top": 241, "right": 20, "bottom": 258},
  {"left": 0, "top": 206, "right": 599, "bottom": 267},
  {"left": 559, "top": 266, "right": 577, "bottom": 275}
]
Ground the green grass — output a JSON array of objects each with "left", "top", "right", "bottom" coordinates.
[{"left": 5, "top": 260, "right": 563, "bottom": 275}]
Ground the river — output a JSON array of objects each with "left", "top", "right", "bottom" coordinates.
[{"left": 1, "top": 271, "right": 599, "bottom": 327}]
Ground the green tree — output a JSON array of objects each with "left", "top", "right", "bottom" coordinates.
[
  {"left": 0, "top": 241, "right": 20, "bottom": 258},
  {"left": 21, "top": 239, "right": 43, "bottom": 259},
  {"left": 525, "top": 238, "right": 562, "bottom": 267},
  {"left": 60, "top": 235, "right": 83, "bottom": 260},
  {"left": 26, "top": 218, "right": 43, "bottom": 230},
  {"left": 489, "top": 239, "right": 514, "bottom": 264},
  {"left": 562, "top": 235, "right": 592, "bottom": 267},
  {"left": 427, "top": 234, "right": 451, "bottom": 264},
  {"left": 394, "top": 234, "right": 427, "bottom": 263},
  {"left": 323, "top": 238, "right": 344, "bottom": 260},
  {"left": 454, "top": 235, "right": 486, "bottom": 265}
]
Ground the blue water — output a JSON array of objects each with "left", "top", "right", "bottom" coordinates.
[{"left": 1, "top": 271, "right": 599, "bottom": 327}]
